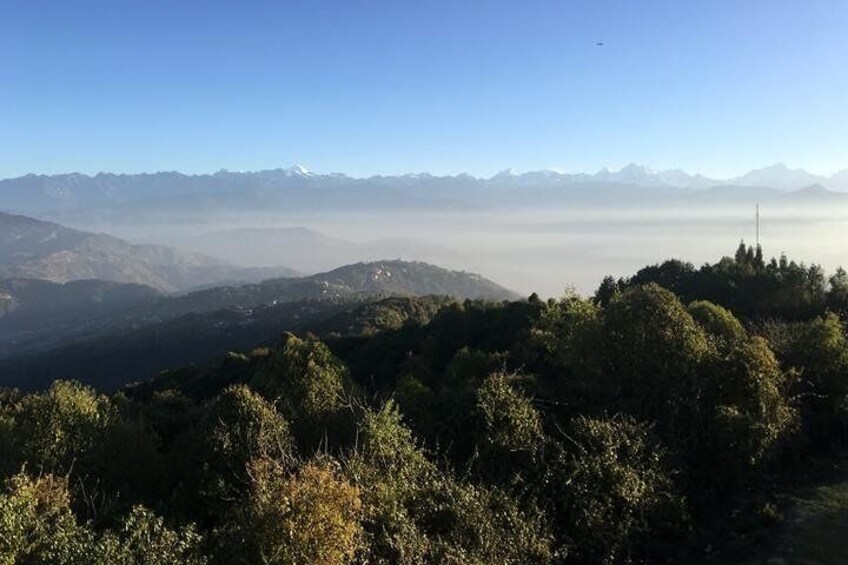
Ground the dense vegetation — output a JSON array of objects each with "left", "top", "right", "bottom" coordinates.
[{"left": 3, "top": 244, "right": 848, "bottom": 563}]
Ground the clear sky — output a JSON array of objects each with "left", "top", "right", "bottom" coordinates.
[{"left": 3, "top": 0, "right": 847, "bottom": 179}]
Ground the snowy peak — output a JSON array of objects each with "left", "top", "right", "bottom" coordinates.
[
  {"left": 492, "top": 168, "right": 517, "bottom": 179},
  {"left": 596, "top": 163, "right": 658, "bottom": 185},
  {"left": 730, "top": 163, "right": 825, "bottom": 191},
  {"left": 282, "top": 164, "right": 312, "bottom": 177},
  {"left": 478, "top": 162, "right": 847, "bottom": 190}
]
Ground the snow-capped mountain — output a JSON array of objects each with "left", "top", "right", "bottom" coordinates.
[
  {"left": 2, "top": 162, "right": 846, "bottom": 215},
  {"left": 727, "top": 163, "right": 827, "bottom": 191}
]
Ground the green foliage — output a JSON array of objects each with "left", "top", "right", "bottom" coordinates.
[
  {"left": 250, "top": 333, "right": 356, "bottom": 451},
  {"left": 6, "top": 246, "right": 848, "bottom": 563},
  {"left": 91, "top": 506, "right": 206, "bottom": 565},
  {"left": 601, "top": 284, "right": 709, "bottom": 432},
  {"left": 529, "top": 290, "right": 600, "bottom": 374},
  {"left": 0, "top": 473, "right": 88, "bottom": 565},
  {"left": 221, "top": 458, "right": 363, "bottom": 565},
  {"left": 476, "top": 372, "right": 543, "bottom": 453},
  {"left": 94, "top": 395, "right": 167, "bottom": 511},
  {"left": 616, "top": 244, "right": 829, "bottom": 319},
  {"left": 783, "top": 313, "right": 848, "bottom": 445},
  {"left": 4, "top": 380, "right": 114, "bottom": 477},
  {"left": 410, "top": 478, "right": 552, "bottom": 564},
  {"left": 828, "top": 267, "right": 848, "bottom": 313},
  {"left": 346, "top": 403, "right": 436, "bottom": 563},
  {"left": 181, "top": 384, "right": 293, "bottom": 520},
  {"left": 696, "top": 336, "right": 796, "bottom": 489},
  {"left": 348, "top": 402, "right": 551, "bottom": 564},
  {"left": 392, "top": 374, "right": 435, "bottom": 431},
  {"left": 356, "top": 401, "right": 432, "bottom": 480},
  {"left": 252, "top": 333, "right": 348, "bottom": 417},
  {"left": 546, "top": 417, "right": 689, "bottom": 564},
  {"left": 688, "top": 299, "right": 747, "bottom": 342},
  {"left": 0, "top": 473, "right": 204, "bottom": 565}
]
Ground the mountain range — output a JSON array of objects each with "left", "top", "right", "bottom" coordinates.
[
  {"left": 0, "top": 259, "right": 517, "bottom": 389},
  {"left": 0, "top": 219, "right": 517, "bottom": 356},
  {"left": 0, "top": 211, "right": 298, "bottom": 291},
  {"left": 3, "top": 163, "right": 847, "bottom": 215}
]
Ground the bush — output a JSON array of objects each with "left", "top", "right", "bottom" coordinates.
[
  {"left": 251, "top": 333, "right": 348, "bottom": 419},
  {"left": 783, "top": 313, "right": 848, "bottom": 445},
  {"left": 251, "top": 333, "right": 354, "bottom": 450}
]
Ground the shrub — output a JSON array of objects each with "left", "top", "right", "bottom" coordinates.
[
  {"left": 251, "top": 333, "right": 354, "bottom": 450},
  {"left": 251, "top": 333, "right": 348, "bottom": 419},
  {"left": 697, "top": 336, "right": 795, "bottom": 488}
]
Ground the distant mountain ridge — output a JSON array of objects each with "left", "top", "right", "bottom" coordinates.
[
  {"left": 134, "top": 259, "right": 520, "bottom": 323},
  {"left": 0, "top": 259, "right": 518, "bottom": 364},
  {"left": 3, "top": 163, "right": 847, "bottom": 214},
  {"left": 0, "top": 211, "right": 299, "bottom": 291}
]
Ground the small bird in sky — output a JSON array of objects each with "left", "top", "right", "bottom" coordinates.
[{"left": 596, "top": 41, "right": 604, "bottom": 46}]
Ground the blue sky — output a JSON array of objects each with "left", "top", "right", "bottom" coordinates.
[{"left": 3, "top": 0, "right": 847, "bottom": 178}]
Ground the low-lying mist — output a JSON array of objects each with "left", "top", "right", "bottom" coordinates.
[{"left": 55, "top": 201, "right": 848, "bottom": 297}]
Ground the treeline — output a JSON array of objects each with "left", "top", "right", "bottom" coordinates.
[
  {"left": 597, "top": 241, "right": 848, "bottom": 319},
  {"left": 2, "top": 247, "right": 848, "bottom": 563}
]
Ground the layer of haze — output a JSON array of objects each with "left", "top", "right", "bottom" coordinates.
[{"left": 67, "top": 202, "right": 848, "bottom": 298}]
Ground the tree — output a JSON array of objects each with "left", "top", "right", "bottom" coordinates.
[
  {"left": 181, "top": 384, "right": 293, "bottom": 520},
  {"left": 828, "top": 267, "right": 848, "bottom": 313},
  {"left": 251, "top": 333, "right": 353, "bottom": 450},
  {"left": 347, "top": 402, "right": 551, "bottom": 564},
  {"left": 92, "top": 506, "right": 206, "bottom": 565},
  {"left": 476, "top": 372, "right": 543, "bottom": 454},
  {"left": 0, "top": 473, "right": 89, "bottom": 564},
  {"left": 783, "top": 313, "right": 848, "bottom": 445},
  {"left": 6, "top": 381, "right": 114, "bottom": 477},
  {"left": 543, "top": 417, "right": 688, "bottom": 564},
  {"left": 688, "top": 300, "right": 746, "bottom": 342},
  {"left": 696, "top": 336, "right": 795, "bottom": 490},
  {"left": 221, "top": 459, "right": 363, "bottom": 565},
  {"left": 601, "top": 284, "right": 709, "bottom": 433}
]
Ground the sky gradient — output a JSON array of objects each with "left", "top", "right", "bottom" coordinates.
[{"left": 3, "top": 0, "right": 847, "bottom": 179}]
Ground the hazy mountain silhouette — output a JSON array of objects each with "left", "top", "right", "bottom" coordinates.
[
  {"left": 4, "top": 163, "right": 848, "bottom": 215},
  {"left": 0, "top": 211, "right": 299, "bottom": 291}
]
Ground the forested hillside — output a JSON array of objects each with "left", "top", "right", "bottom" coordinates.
[
  {"left": 0, "top": 260, "right": 513, "bottom": 384},
  {"left": 3, "top": 246, "right": 848, "bottom": 563}
]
